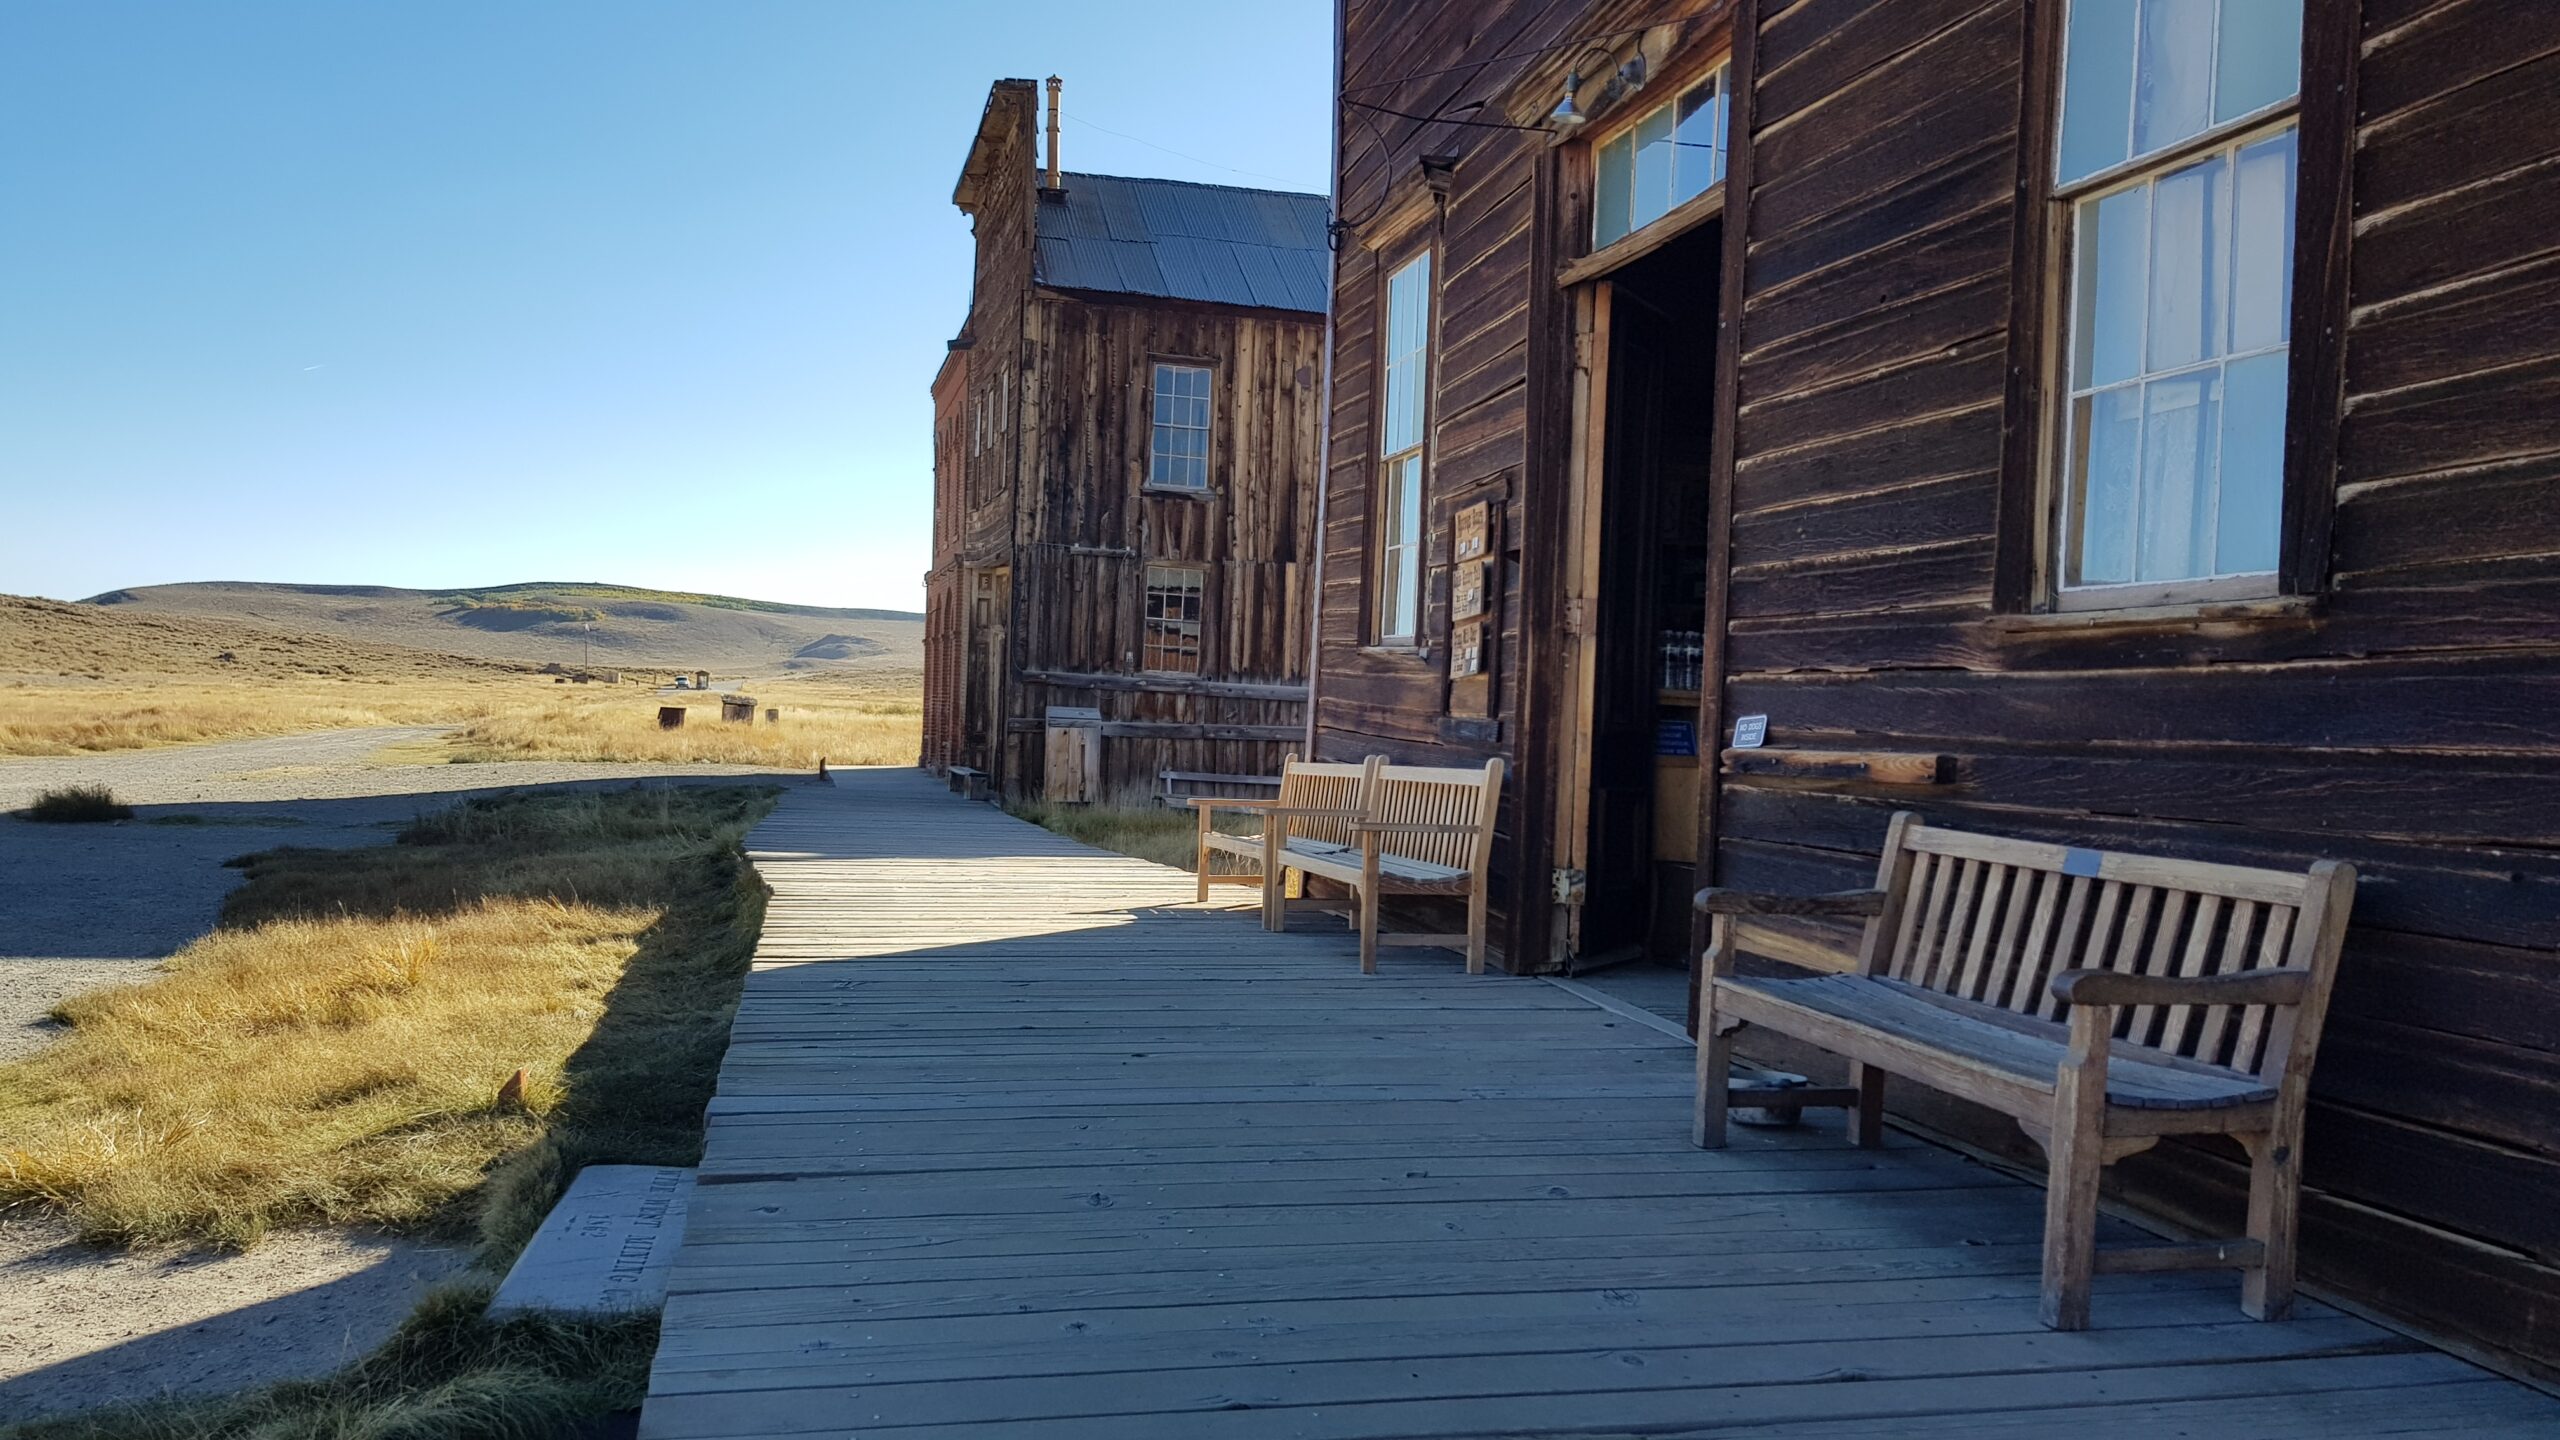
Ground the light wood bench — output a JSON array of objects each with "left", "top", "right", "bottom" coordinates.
[
  {"left": 1694, "top": 812, "right": 2355, "bottom": 1331},
  {"left": 1193, "top": 756, "right": 1505, "bottom": 974},
  {"left": 1191, "top": 755, "right": 1376, "bottom": 919}
]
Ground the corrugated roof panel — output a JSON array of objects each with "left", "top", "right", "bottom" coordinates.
[
  {"left": 1231, "top": 245, "right": 1289, "bottom": 311},
  {"left": 1030, "top": 171, "right": 1329, "bottom": 313}
]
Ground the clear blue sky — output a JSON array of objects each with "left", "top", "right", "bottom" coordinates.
[{"left": 0, "top": 2, "right": 1331, "bottom": 612}]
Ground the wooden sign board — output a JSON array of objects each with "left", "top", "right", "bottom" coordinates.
[
  {"left": 1451, "top": 558, "right": 1491, "bottom": 621},
  {"left": 1450, "top": 620, "right": 1487, "bottom": 678},
  {"left": 1454, "top": 501, "right": 1495, "bottom": 562}
]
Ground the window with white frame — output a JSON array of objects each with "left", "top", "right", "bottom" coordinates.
[
  {"left": 2054, "top": 0, "right": 2301, "bottom": 601},
  {"left": 1141, "top": 564, "right": 1205, "bottom": 673},
  {"left": 1149, "top": 362, "right": 1212, "bottom": 489},
  {"left": 1593, "top": 64, "right": 1730, "bottom": 249},
  {"left": 1376, "top": 251, "right": 1431, "bottom": 643}
]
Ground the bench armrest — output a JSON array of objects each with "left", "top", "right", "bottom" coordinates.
[
  {"left": 2048, "top": 968, "right": 2311, "bottom": 1009},
  {"left": 1186, "top": 797, "right": 1279, "bottom": 812},
  {"left": 1266, "top": 806, "right": 1371, "bottom": 820},
  {"left": 1351, "top": 821, "right": 1479, "bottom": 836},
  {"left": 1693, "top": 887, "right": 1888, "bottom": 918}
]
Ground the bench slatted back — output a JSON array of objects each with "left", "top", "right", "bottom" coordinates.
[
  {"left": 1368, "top": 759, "right": 1505, "bottom": 873},
  {"left": 1861, "top": 813, "right": 2351, "bottom": 1087},
  {"left": 1273, "top": 754, "right": 1378, "bottom": 848}
]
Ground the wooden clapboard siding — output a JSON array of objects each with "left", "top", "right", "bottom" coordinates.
[
  {"left": 1710, "top": 0, "right": 2560, "bottom": 1380},
  {"left": 1324, "top": 0, "right": 1742, "bottom": 966},
  {"left": 928, "top": 83, "right": 1323, "bottom": 802},
  {"left": 636, "top": 771, "right": 2560, "bottom": 1436}
]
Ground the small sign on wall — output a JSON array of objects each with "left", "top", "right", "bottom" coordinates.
[
  {"left": 1657, "top": 720, "right": 1697, "bottom": 757},
  {"left": 1454, "top": 501, "right": 1494, "bottom": 562},
  {"left": 1452, "top": 558, "right": 1491, "bottom": 621},
  {"left": 1731, "top": 714, "right": 1769, "bottom": 749},
  {"left": 1451, "top": 620, "right": 1487, "bottom": 678}
]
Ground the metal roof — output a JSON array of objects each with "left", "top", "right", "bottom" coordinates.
[{"left": 1034, "top": 172, "right": 1331, "bottom": 314}]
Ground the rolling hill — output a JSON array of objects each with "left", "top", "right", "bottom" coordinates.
[{"left": 74, "top": 581, "right": 924, "bottom": 680}]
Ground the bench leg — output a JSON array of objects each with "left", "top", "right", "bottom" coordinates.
[
  {"left": 2038, "top": 1071, "right": 2106, "bottom": 1330},
  {"left": 1195, "top": 813, "right": 1211, "bottom": 905},
  {"left": 1850, "top": 1062, "right": 1887, "bottom": 1148},
  {"left": 1357, "top": 884, "right": 1380, "bottom": 974},
  {"left": 2242, "top": 1123, "right": 2301, "bottom": 1321},
  {"left": 1693, "top": 1004, "right": 1735, "bottom": 1150},
  {"left": 1464, "top": 877, "right": 1488, "bottom": 975}
]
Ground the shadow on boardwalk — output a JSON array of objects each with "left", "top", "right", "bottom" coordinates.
[{"left": 639, "top": 769, "right": 2560, "bottom": 1440}]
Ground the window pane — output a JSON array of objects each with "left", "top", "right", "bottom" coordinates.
[
  {"left": 2217, "top": 351, "right": 2285, "bottom": 575},
  {"left": 1673, "top": 73, "right": 1723, "bottom": 203},
  {"left": 2058, "top": 0, "right": 2136, "bottom": 183},
  {"left": 2216, "top": 0, "right": 2302, "bottom": 122},
  {"left": 2146, "top": 152, "right": 2227, "bottom": 372},
  {"left": 2137, "top": 371, "right": 2219, "bottom": 582},
  {"left": 1382, "top": 255, "right": 1430, "bottom": 455},
  {"left": 1595, "top": 131, "right": 1632, "bottom": 247},
  {"left": 1381, "top": 454, "right": 1422, "bottom": 639},
  {"left": 2134, "top": 0, "right": 2215, "bottom": 158},
  {"left": 1631, "top": 103, "right": 1675, "bottom": 232},
  {"left": 2074, "top": 186, "right": 2149, "bottom": 388},
  {"left": 2074, "top": 385, "right": 2143, "bottom": 585},
  {"left": 2229, "top": 128, "right": 2296, "bottom": 352}
]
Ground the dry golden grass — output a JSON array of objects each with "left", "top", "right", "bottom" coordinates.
[
  {"left": 0, "top": 784, "right": 777, "bottom": 1250},
  {"left": 446, "top": 678, "right": 921, "bottom": 770},
  {"left": 1008, "top": 800, "right": 1261, "bottom": 872},
  {"left": 0, "top": 676, "right": 541, "bottom": 756},
  {"left": 0, "top": 590, "right": 924, "bottom": 765}
]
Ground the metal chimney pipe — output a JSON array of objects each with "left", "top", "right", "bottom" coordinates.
[{"left": 1045, "top": 76, "right": 1062, "bottom": 190}]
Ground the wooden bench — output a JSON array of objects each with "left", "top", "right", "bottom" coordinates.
[
  {"left": 945, "top": 765, "right": 992, "bottom": 801},
  {"left": 1693, "top": 812, "right": 2355, "bottom": 1331},
  {"left": 1192, "top": 755, "right": 1505, "bottom": 974}
]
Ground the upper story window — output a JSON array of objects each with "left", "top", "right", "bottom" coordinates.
[
  {"left": 1149, "top": 362, "right": 1212, "bottom": 490},
  {"left": 1142, "top": 564, "right": 1205, "bottom": 673},
  {"left": 2053, "top": 0, "right": 2300, "bottom": 603},
  {"left": 1593, "top": 64, "right": 1729, "bottom": 249},
  {"left": 1376, "top": 251, "right": 1432, "bottom": 644}
]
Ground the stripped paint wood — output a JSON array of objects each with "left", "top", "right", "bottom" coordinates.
[{"left": 637, "top": 770, "right": 2559, "bottom": 1438}]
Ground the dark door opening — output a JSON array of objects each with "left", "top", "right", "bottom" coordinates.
[{"left": 1583, "top": 219, "right": 1722, "bottom": 964}]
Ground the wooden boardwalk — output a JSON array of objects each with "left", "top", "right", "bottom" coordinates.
[{"left": 639, "top": 771, "right": 2559, "bottom": 1439}]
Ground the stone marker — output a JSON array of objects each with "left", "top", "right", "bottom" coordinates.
[{"left": 488, "top": 1165, "right": 693, "bottom": 1317}]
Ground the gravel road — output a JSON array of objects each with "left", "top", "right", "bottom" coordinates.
[{"left": 0, "top": 726, "right": 804, "bottom": 1424}]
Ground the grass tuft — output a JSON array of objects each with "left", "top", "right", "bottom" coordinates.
[
  {"left": 0, "top": 783, "right": 777, "bottom": 1251},
  {"left": 21, "top": 785, "right": 134, "bottom": 823}
]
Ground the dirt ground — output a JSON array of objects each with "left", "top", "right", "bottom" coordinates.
[
  {"left": 0, "top": 1220, "right": 469, "bottom": 1426},
  {"left": 0, "top": 727, "right": 791, "bottom": 1424}
]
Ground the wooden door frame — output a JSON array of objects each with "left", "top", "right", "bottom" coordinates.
[{"left": 1549, "top": 278, "right": 1614, "bottom": 965}]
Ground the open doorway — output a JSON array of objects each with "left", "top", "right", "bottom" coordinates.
[{"left": 1580, "top": 218, "right": 1722, "bottom": 966}]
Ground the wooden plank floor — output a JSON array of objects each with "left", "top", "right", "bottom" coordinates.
[{"left": 639, "top": 770, "right": 2560, "bottom": 1439}]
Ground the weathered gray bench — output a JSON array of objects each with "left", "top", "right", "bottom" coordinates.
[{"left": 1694, "top": 812, "right": 2355, "bottom": 1330}]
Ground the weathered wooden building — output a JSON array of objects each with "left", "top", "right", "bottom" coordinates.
[
  {"left": 921, "top": 78, "right": 1330, "bottom": 803},
  {"left": 1320, "top": 0, "right": 2560, "bottom": 1382}
]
